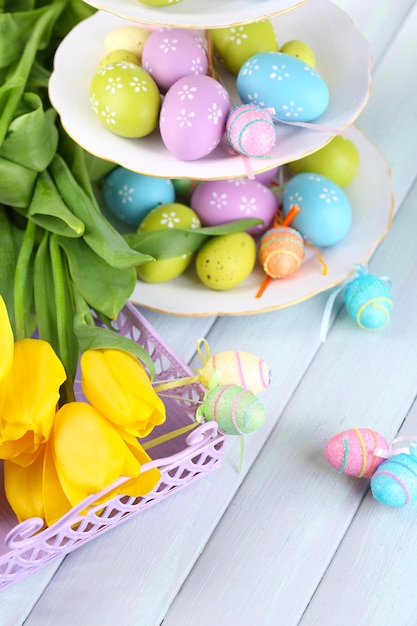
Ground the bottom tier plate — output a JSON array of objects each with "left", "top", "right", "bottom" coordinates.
[{"left": 129, "top": 126, "right": 394, "bottom": 316}]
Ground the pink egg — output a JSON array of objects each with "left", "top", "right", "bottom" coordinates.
[
  {"left": 160, "top": 74, "right": 231, "bottom": 161},
  {"left": 142, "top": 28, "right": 208, "bottom": 93},
  {"left": 226, "top": 104, "right": 276, "bottom": 158},
  {"left": 324, "top": 428, "right": 390, "bottom": 478},
  {"left": 191, "top": 178, "right": 278, "bottom": 235}
]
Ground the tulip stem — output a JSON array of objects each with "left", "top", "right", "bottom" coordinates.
[{"left": 14, "top": 218, "right": 37, "bottom": 341}]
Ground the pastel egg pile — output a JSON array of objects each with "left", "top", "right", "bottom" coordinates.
[
  {"left": 324, "top": 428, "right": 417, "bottom": 507},
  {"left": 89, "top": 20, "right": 331, "bottom": 160}
]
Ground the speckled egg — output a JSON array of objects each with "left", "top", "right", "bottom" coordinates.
[
  {"left": 195, "top": 232, "right": 256, "bottom": 291},
  {"left": 282, "top": 173, "right": 352, "bottom": 247},
  {"left": 159, "top": 74, "right": 231, "bottom": 161},
  {"left": 137, "top": 202, "right": 201, "bottom": 283},
  {"left": 237, "top": 52, "right": 329, "bottom": 123},
  {"left": 102, "top": 167, "right": 175, "bottom": 227},
  {"left": 191, "top": 178, "right": 278, "bottom": 236},
  {"left": 104, "top": 26, "right": 151, "bottom": 59},
  {"left": 142, "top": 28, "right": 208, "bottom": 93},
  {"left": 89, "top": 62, "right": 160, "bottom": 138},
  {"left": 97, "top": 49, "right": 140, "bottom": 70},
  {"left": 279, "top": 40, "right": 316, "bottom": 68}
]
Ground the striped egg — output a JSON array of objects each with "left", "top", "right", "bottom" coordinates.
[
  {"left": 324, "top": 428, "right": 390, "bottom": 478},
  {"left": 344, "top": 274, "right": 393, "bottom": 330},
  {"left": 200, "top": 350, "right": 271, "bottom": 394},
  {"left": 201, "top": 384, "right": 266, "bottom": 435},
  {"left": 226, "top": 104, "right": 276, "bottom": 158},
  {"left": 259, "top": 226, "right": 304, "bottom": 279},
  {"left": 371, "top": 453, "right": 417, "bottom": 506}
]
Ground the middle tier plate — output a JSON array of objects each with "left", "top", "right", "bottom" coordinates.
[{"left": 49, "top": 0, "right": 372, "bottom": 180}]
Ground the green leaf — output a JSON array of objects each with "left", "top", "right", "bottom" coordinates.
[
  {"left": 57, "top": 235, "right": 138, "bottom": 320},
  {"left": 28, "top": 170, "right": 85, "bottom": 237},
  {"left": 0, "top": 205, "right": 18, "bottom": 333},
  {"left": 0, "top": 94, "right": 58, "bottom": 171},
  {"left": 0, "top": 157, "right": 37, "bottom": 207},
  {"left": 124, "top": 218, "right": 263, "bottom": 259}
]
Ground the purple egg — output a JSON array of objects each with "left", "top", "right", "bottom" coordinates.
[
  {"left": 255, "top": 166, "right": 280, "bottom": 186},
  {"left": 191, "top": 178, "right": 278, "bottom": 235},
  {"left": 160, "top": 74, "right": 231, "bottom": 161}
]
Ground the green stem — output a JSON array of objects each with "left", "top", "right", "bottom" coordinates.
[{"left": 14, "top": 217, "right": 36, "bottom": 340}]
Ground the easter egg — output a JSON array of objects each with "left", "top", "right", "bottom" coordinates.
[
  {"left": 160, "top": 74, "right": 231, "bottom": 161},
  {"left": 142, "top": 28, "right": 208, "bottom": 93},
  {"left": 102, "top": 167, "right": 175, "bottom": 227},
  {"left": 137, "top": 203, "right": 201, "bottom": 283},
  {"left": 200, "top": 384, "right": 266, "bottom": 435},
  {"left": 191, "top": 178, "right": 278, "bottom": 236},
  {"left": 90, "top": 62, "right": 160, "bottom": 138},
  {"left": 97, "top": 49, "right": 140, "bottom": 70},
  {"left": 237, "top": 52, "right": 329, "bottom": 123},
  {"left": 226, "top": 104, "right": 276, "bottom": 158},
  {"left": 324, "top": 428, "right": 390, "bottom": 478},
  {"left": 211, "top": 20, "right": 278, "bottom": 75},
  {"left": 344, "top": 273, "right": 393, "bottom": 330},
  {"left": 282, "top": 173, "right": 352, "bottom": 247},
  {"left": 289, "top": 136, "right": 360, "bottom": 187},
  {"left": 371, "top": 454, "right": 417, "bottom": 506},
  {"left": 138, "top": 0, "right": 183, "bottom": 4},
  {"left": 104, "top": 26, "right": 151, "bottom": 59},
  {"left": 279, "top": 40, "right": 316, "bottom": 68},
  {"left": 195, "top": 232, "right": 256, "bottom": 291},
  {"left": 200, "top": 350, "right": 271, "bottom": 394},
  {"left": 259, "top": 226, "right": 304, "bottom": 279},
  {"left": 255, "top": 166, "right": 280, "bottom": 186}
]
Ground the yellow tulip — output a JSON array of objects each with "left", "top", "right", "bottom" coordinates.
[
  {"left": 0, "top": 338, "right": 66, "bottom": 465},
  {"left": 0, "top": 296, "right": 14, "bottom": 385},
  {"left": 52, "top": 401, "right": 160, "bottom": 506},
  {"left": 4, "top": 450, "right": 46, "bottom": 523},
  {"left": 80, "top": 349, "right": 166, "bottom": 438}
]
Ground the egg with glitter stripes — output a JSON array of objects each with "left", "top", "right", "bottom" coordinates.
[
  {"left": 344, "top": 274, "right": 393, "bottom": 330},
  {"left": 201, "top": 384, "right": 266, "bottom": 435},
  {"left": 226, "top": 104, "right": 276, "bottom": 157},
  {"left": 200, "top": 350, "right": 271, "bottom": 394},
  {"left": 371, "top": 453, "right": 417, "bottom": 506},
  {"left": 259, "top": 226, "right": 304, "bottom": 279},
  {"left": 324, "top": 428, "right": 390, "bottom": 477}
]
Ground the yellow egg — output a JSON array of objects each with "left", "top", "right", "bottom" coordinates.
[
  {"left": 97, "top": 49, "right": 140, "bottom": 70},
  {"left": 104, "top": 26, "right": 151, "bottom": 59},
  {"left": 195, "top": 232, "right": 256, "bottom": 291}
]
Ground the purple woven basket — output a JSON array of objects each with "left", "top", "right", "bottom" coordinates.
[{"left": 0, "top": 303, "right": 227, "bottom": 591}]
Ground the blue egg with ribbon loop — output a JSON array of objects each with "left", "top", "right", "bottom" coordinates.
[
  {"left": 236, "top": 51, "right": 330, "bottom": 123},
  {"left": 344, "top": 271, "right": 393, "bottom": 330},
  {"left": 371, "top": 453, "right": 417, "bottom": 506}
]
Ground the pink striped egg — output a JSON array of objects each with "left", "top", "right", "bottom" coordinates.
[
  {"left": 201, "top": 384, "right": 266, "bottom": 435},
  {"left": 200, "top": 350, "right": 271, "bottom": 394},
  {"left": 324, "top": 428, "right": 390, "bottom": 478}
]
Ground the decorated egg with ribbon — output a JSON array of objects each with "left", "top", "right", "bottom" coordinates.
[
  {"left": 259, "top": 226, "right": 304, "bottom": 279},
  {"left": 371, "top": 453, "right": 417, "bottom": 506},
  {"left": 199, "top": 350, "right": 271, "bottom": 395},
  {"left": 226, "top": 104, "right": 276, "bottom": 158},
  {"left": 160, "top": 74, "right": 230, "bottom": 161},
  {"left": 142, "top": 28, "right": 208, "bottom": 93},
  {"left": 324, "top": 428, "right": 390, "bottom": 478},
  {"left": 344, "top": 272, "right": 393, "bottom": 330},
  {"left": 191, "top": 178, "right": 278, "bottom": 235},
  {"left": 237, "top": 52, "right": 329, "bottom": 123},
  {"left": 199, "top": 384, "right": 266, "bottom": 435},
  {"left": 282, "top": 173, "right": 352, "bottom": 247}
]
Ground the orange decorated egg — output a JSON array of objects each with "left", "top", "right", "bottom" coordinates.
[{"left": 259, "top": 226, "right": 304, "bottom": 279}]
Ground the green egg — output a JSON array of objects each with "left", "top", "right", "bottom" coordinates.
[
  {"left": 97, "top": 49, "right": 140, "bottom": 70},
  {"left": 211, "top": 20, "right": 278, "bottom": 75},
  {"left": 89, "top": 62, "right": 160, "bottom": 138},
  {"left": 137, "top": 0, "right": 184, "bottom": 5},
  {"left": 289, "top": 135, "right": 360, "bottom": 187},
  {"left": 280, "top": 39, "right": 316, "bottom": 68},
  {"left": 137, "top": 203, "right": 201, "bottom": 283},
  {"left": 195, "top": 232, "right": 256, "bottom": 291}
]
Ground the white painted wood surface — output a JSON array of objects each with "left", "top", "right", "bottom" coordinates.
[{"left": 1, "top": 1, "right": 417, "bottom": 624}]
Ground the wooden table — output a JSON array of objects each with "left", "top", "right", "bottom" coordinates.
[{"left": 2, "top": 0, "right": 417, "bottom": 623}]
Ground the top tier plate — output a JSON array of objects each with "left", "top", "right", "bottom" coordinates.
[
  {"left": 49, "top": 0, "right": 372, "bottom": 180},
  {"left": 81, "top": 0, "right": 307, "bottom": 29}
]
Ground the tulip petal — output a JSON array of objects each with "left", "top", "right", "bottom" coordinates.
[
  {"left": 0, "top": 295, "right": 14, "bottom": 384},
  {"left": 80, "top": 349, "right": 166, "bottom": 437},
  {"left": 4, "top": 451, "right": 45, "bottom": 523},
  {"left": 43, "top": 441, "right": 73, "bottom": 527}
]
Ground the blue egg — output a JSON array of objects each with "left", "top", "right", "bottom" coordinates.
[
  {"left": 344, "top": 274, "right": 393, "bottom": 330},
  {"left": 282, "top": 172, "right": 352, "bottom": 246},
  {"left": 237, "top": 52, "right": 329, "bottom": 123},
  {"left": 103, "top": 167, "right": 175, "bottom": 227},
  {"left": 371, "top": 454, "right": 417, "bottom": 506}
]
